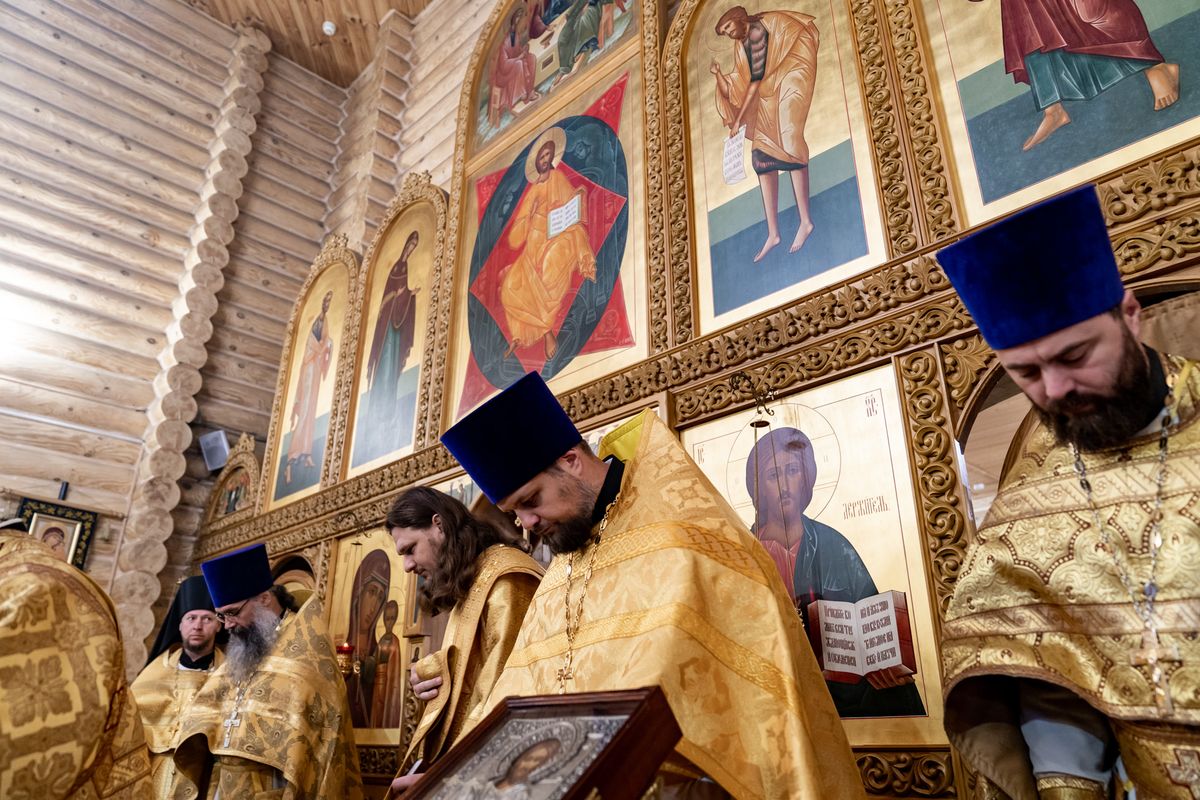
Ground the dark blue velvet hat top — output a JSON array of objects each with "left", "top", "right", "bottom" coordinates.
[
  {"left": 201, "top": 542, "right": 273, "bottom": 608},
  {"left": 441, "top": 372, "right": 582, "bottom": 504},
  {"left": 936, "top": 185, "right": 1124, "bottom": 350}
]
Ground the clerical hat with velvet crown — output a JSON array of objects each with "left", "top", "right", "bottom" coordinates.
[
  {"left": 201, "top": 542, "right": 273, "bottom": 608},
  {"left": 441, "top": 371, "right": 582, "bottom": 504},
  {"left": 935, "top": 184, "right": 1125, "bottom": 350}
]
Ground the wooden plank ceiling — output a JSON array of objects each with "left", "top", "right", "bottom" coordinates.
[{"left": 186, "top": 0, "right": 431, "bottom": 87}]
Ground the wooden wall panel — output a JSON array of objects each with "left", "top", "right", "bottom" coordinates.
[
  {"left": 160, "top": 47, "right": 347, "bottom": 623},
  {"left": 0, "top": 0, "right": 227, "bottom": 605},
  {"left": 324, "top": 11, "right": 413, "bottom": 250},
  {"left": 192, "top": 0, "right": 431, "bottom": 88},
  {"left": 396, "top": 0, "right": 497, "bottom": 188}
]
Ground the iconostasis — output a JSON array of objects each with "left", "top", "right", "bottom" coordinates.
[{"left": 198, "top": 0, "right": 1200, "bottom": 793}]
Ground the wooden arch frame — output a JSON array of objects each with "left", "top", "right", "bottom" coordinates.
[
  {"left": 436, "top": 0, "right": 672, "bottom": 388},
  {"left": 258, "top": 234, "right": 362, "bottom": 512},
  {"left": 340, "top": 171, "right": 453, "bottom": 478},
  {"left": 203, "top": 432, "right": 262, "bottom": 528}
]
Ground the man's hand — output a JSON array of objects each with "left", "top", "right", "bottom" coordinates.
[
  {"left": 409, "top": 665, "right": 442, "bottom": 702},
  {"left": 389, "top": 773, "right": 423, "bottom": 796},
  {"left": 709, "top": 60, "right": 721, "bottom": 76},
  {"left": 864, "top": 666, "right": 915, "bottom": 690}
]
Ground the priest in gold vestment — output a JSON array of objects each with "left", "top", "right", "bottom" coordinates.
[
  {"left": 441, "top": 372, "right": 863, "bottom": 800},
  {"left": 500, "top": 126, "right": 596, "bottom": 360},
  {"left": 0, "top": 522, "right": 152, "bottom": 799},
  {"left": 936, "top": 186, "right": 1200, "bottom": 799},
  {"left": 384, "top": 487, "right": 543, "bottom": 797},
  {"left": 173, "top": 543, "right": 363, "bottom": 799},
  {"left": 131, "top": 576, "right": 224, "bottom": 798}
]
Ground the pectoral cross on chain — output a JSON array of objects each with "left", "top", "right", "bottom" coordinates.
[
  {"left": 556, "top": 654, "right": 574, "bottom": 695},
  {"left": 222, "top": 687, "right": 247, "bottom": 748},
  {"left": 1131, "top": 627, "right": 1181, "bottom": 715}
]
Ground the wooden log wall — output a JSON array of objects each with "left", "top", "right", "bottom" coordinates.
[
  {"left": 162, "top": 55, "right": 349, "bottom": 626},
  {"left": 109, "top": 25, "right": 273, "bottom": 668},
  {"left": 325, "top": 10, "right": 414, "bottom": 247},
  {"left": 0, "top": 0, "right": 239, "bottom": 598},
  {"left": 395, "top": 0, "right": 497, "bottom": 187},
  {"left": 0, "top": 0, "right": 355, "bottom": 671},
  {"left": 0, "top": 0, "right": 624, "bottom": 669}
]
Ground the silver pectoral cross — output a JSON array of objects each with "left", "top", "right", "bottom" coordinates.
[
  {"left": 222, "top": 688, "right": 247, "bottom": 748},
  {"left": 1131, "top": 627, "right": 1181, "bottom": 715}
]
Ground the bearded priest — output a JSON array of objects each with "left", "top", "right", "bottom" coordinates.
[
  {"left": 440, "top": 372, "right": 863, "bottom": 800},
  {"left": 173, "top": 543, "right": 363, "bottom": 799},
  {"left": 937, "top": 185, "right": 1200, "bottom": 799}
]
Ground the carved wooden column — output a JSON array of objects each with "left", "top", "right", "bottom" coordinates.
[
  {"left": 896, "top": 345, "right": 973, "bottom": 621},
  {"left": 110, "top": 24, "right": 271, "bottom": 674}
]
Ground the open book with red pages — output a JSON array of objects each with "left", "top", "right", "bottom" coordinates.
[{"left": 805, "top": 590, "right": 917, "bottom": 684}]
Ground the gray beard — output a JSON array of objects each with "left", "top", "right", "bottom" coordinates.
[{"left": 224, "top": 608, "right": 280, "bottom": 685}]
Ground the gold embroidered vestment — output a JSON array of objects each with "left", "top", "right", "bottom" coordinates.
[
  {"left": 401, "top": 544, "right": 542, "bottom": 771},
  {"left": 130, "top": 647, "right": 224, "bottom": 798},
  {"left": 474, "top": 411, "right": 863, "bottom": 800},
  {"left": 942, "top": 355, "right": 1200, "bottom": 798},
  {"left": 172, "top": 595, "right": 363, "bottom": 799},
  {"left": 0, "top": 532, "right": 152, "bottom": 799}
]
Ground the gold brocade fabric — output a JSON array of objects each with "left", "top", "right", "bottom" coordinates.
[
  {"left": 474, "top": 411, "right": 863, "bottom": 800},
  {"left": 401, "top": 545, "right": 542, "bottom": 772},
  {"left": 172, "top": 596, "right": 363, "bottom": 800},
  {"left": 0, "top": 532, "right": 152, "bottom": 799},
  {"left": 942, "top": 356, "right": 1200, "bottom": 800},
  {"left": 130, "top": 647, "right": 223, "bottom": 798}
]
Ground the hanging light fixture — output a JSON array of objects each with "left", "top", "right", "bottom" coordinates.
[{"left": 730, "top": 371, "right": 802, "bottom": 607}]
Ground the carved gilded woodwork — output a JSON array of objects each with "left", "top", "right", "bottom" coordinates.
[
  {"left": 850, "top": 0, "right": 919, "bottom": 257},
  {"left": 897, "top": 348, "right": 972, "bottom": 622},
  {"left": 271, "top": 539, "right": 334, "bottom": 605},
  {"left": 356, "top": 745, "right": 398, "bottom": 779},
  {"left": 1100, "top": 143, "right": 1200, "bottom": 230},
  {"left": 878, "top": 0, "right": 961, "bottom": 244},
  {"left": 256, "top": 233, "right": 362, "bottom": 512},
  {"left": 343, "top": 171, "right": 452, "bottom": 463},
  {"left": 856, "top": 748, "right": 956, "bottom": 797},
  {"left": 203, "top": 432, "right": 262, "bottom": 529},
  {"left": 938, "top": 334, "right": 995, "bottom": 437}
]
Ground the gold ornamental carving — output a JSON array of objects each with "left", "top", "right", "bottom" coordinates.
[
  {"left": 881, "top": 0, "right": 961, "bottom": 243},
  {"left": 664, "top": 291, "right": 970, "bottom": 427},
  {"left": 203, "top": 432, "right": 262, "bottom": 528},
  {"left": 850, "top": 0, "right": 918, "bottom": 257},
  {"left": 659, "top": 0, "right": 701, "bottom": 346},
  {"left": 638, "top": 0, "right": 669, "bottom": 354},
  {"left": 855, "top": 748, "right": 956, "bottom": 797},
  {"left": 349, "top": 171, "right": 452, "bottom": 455},
  {"left": 897, "top": 348, "right": 971, "bottom": 621},
  {"left": 356, "top": 745, "right": 398, "bottom": 778},
  {"left": 1112, "top": 211, "right": 1200, "bottom": 279},
  {"left": 939, "top": 334, "right": 996, "bottom": 434},
  {"left": 1100, "top": 143, "right": 1200, "bottom": 228}
]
